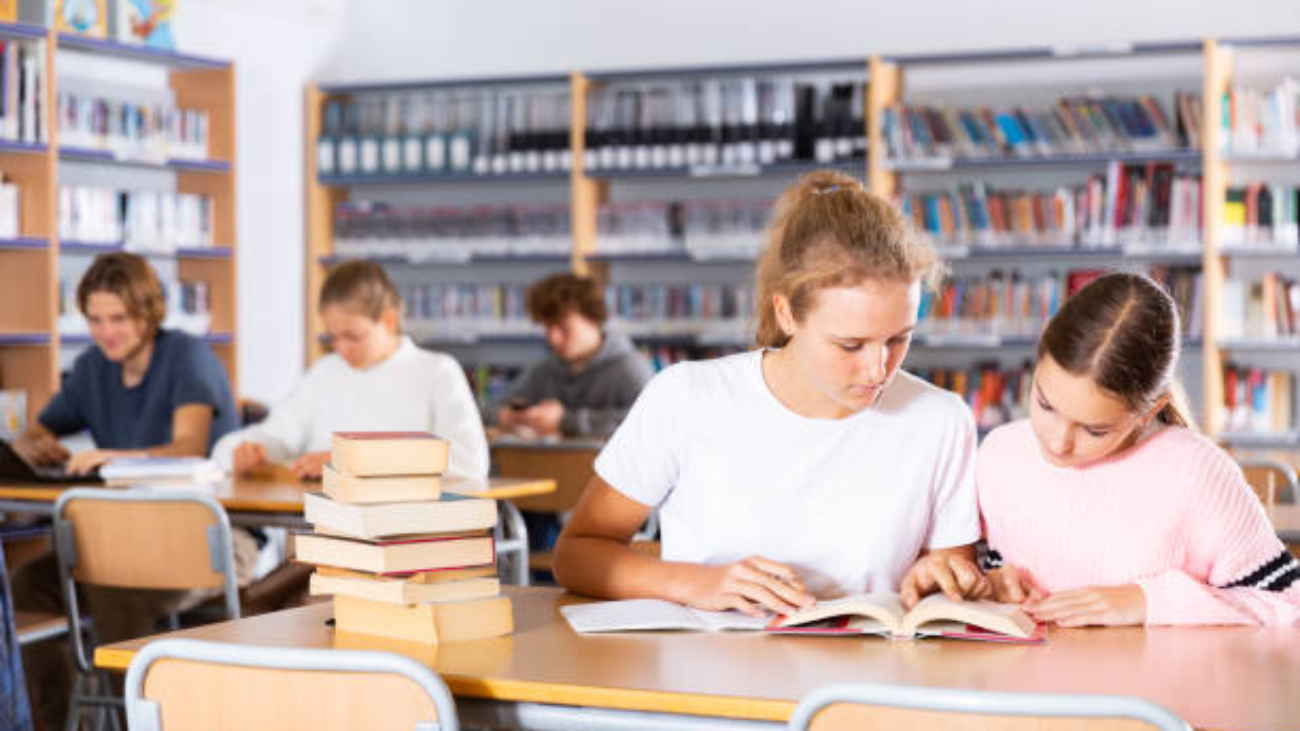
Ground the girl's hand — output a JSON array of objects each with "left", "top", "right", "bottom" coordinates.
[
  {"left": 1024, "top": 585, "right": 1147, "bottom": 627},
  {"left": 675, "top": 555, "right": 815, "bottom": 618},
  {"left": 232, "top": 442, "right": 268, "bottom": 477},
  {"left": 291, "top": 451, "right": 331, "bottom": 481},
  {"left": 986, "top": 564, "right": 1047, "bottom": 604},
  {"left": 900, "top": 551, "right": 990, "bottom": 608}
]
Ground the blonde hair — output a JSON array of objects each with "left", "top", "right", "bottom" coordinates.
[
  {"left": 753, "top": 170, "right": 942, "bottom": 348},
  {"left": 319, "top": 260, "right": 404, "bottom": 323}
]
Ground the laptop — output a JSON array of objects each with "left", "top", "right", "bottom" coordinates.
[{"left": 0, "top": 439, "right": 102, "bottom": 484}]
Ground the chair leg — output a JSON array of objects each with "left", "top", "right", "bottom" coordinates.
[{"left": 65, "top": 672, "right": 86, "bottom": 731}]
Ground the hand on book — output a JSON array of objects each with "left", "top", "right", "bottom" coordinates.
[
  {"left": 292, "top": 451, "right": 331, "bottom": 481},
  {"left": 68, "top": 448, "right": 143, "bottom": 476},
  {"left": 1022, "top": 584, "right": 1147, "bottom": 627},
  {"left": 900, "top": 551, "right": 990, "bottom": 609},
  {"left": 985, "top": 564, "right": 1047, "bottom": 604},
  {"left": 677, "top": 555, "right": 814, "bottom": 618}
]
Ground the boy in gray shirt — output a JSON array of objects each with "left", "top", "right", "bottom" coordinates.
[{"left": 495, "top": 274, "right": 652, "bottom": 439}]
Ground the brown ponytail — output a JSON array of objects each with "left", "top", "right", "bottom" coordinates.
[
  {"left": 754, "top": 170, "right": 942, "bottom": 348},
  {"left": 1038, "top": 272, "right": 1194, "bottom": 429}
]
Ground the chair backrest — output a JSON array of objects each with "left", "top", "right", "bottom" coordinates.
[
  {"left": 492, "top": 445, "right": 599, "bottom": 513},
  {"left": 1238, "top": 458, "right": 1298, "bottom": 507},
  {"left": 789, "top": 683, "right": 1191, "bottom": 731},
  {"left": 124, "top": 638, "right": 458, "bottom": 731},
  {"left": 53, "top": 489, "right": 240, "bottom": 670}
]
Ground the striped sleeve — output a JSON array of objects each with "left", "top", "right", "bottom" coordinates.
[{"left": 1137, "top": 448, "right": 1300, "bottom": 627}]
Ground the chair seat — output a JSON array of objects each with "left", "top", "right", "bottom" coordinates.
[{"left": 14, "top": 610, "right": 69, "bottom": 646}]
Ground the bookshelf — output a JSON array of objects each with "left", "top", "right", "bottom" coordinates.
[
  {"left": 304, "top": 38, "right": 1300, "bottom": 448},
  {"left": 0, "top": 25, "right": 237, "bottom": 433}
]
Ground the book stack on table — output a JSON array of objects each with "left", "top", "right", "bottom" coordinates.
[{"left": 297, "top": 431, "right": 513, "bottom": 644}]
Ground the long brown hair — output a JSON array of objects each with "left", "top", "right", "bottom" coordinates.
[
  {"left": 754, "top": 170, "right": 941, "bottom": 347},
  {"left": 1038, "top": 272, "right": 1193, "bottom": 428}
]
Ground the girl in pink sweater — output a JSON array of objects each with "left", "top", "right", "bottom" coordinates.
[{"left": 977, "top": 272, "right": 1299, "bottom": 627}]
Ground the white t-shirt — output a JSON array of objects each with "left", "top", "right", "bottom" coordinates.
[
  {"left": 595, "top": 349, "right": 979, "bottom": 598},
  {"left": 212, "top": 337, "right": 489, "bottom": 481}
]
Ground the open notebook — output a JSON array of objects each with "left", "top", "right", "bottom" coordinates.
[{"left": 561, "top": 593, "right": 1043, "bottom": 643}]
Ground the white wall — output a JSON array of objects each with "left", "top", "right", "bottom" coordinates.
[
  {"left": 185, "top": 0, "right": 1300, "bottom": 402},
  {"left": 171, "top": 0, "right": 347, "bottom": 403}
]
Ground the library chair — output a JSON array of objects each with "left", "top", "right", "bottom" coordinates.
[
  {"left": 53, "top": 489, "right": 241, "bottom": 731},
  {"left": 788, "top": 683, "right": 1191, "bottom": 731},
  {"left": 1237, "top": 458, "right": 1298, "bottom": 507},
  {"left": 123, "top": 638, "right": 458, "bottom": 731}
]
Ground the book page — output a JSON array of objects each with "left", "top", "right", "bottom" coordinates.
[
  {"left": 901, "top": 594, "right": 1037, "bottom": 639},
  {"left": 560, "top": 599, "right": 719, "bottom": 633},
  {"left": 688, "top": 607, "right": 771, "bottom": 632},
  {"left": 776, "top": 592, "right": 907, "bottom": 633}
]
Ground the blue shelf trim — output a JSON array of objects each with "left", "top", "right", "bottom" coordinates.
[
  {"left": 319, "top": 170, "right": 567, "bottom": 186},
  {"left": 56, "top": 33, "right": 230, "bottom": 69},
  {"left": 0, "top": 139, "right": 47, "bottom": 155},
  {"left": 0, "top": 237, "right": 48, "bottom": 250},
  {"left": 320, "top": 73, "right": 570, "bottom": 95},
  {"left": 0, "top": 333, "right": 49, "bottom": 346},
  {"left": 0, "top": 22, "right": 48, "bottom": 40},
  {"left": 59, "top": 146, "right": 232, "bottom": 172},
  {"left": 587, "top": 57, "right": 868, "bottom": 81}
]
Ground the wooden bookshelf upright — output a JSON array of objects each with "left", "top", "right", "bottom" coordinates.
[{"left": 0, "top": 25, "right": 239, "bottom": 430}]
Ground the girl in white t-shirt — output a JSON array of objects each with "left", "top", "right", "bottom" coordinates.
[
  {"left": 212, "top": 260, "right": 488, "bottom": 482},
  {"left": 554, "top": 171, "right": 988, "bottom": 616}
]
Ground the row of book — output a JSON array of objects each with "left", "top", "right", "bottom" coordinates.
[
  {"left": 638, "top": 344, "right": 742, "bottom": 372},
  {"left": 332, "top": 202, "right": 572, "bottom": 261},
  {"left": 1221, "top": 80, "right": 1299, "bottom": 157},
  {"left": 1223, "top": 183, "right": 1300, "bottom": 250},
  {"left": 584, "top": 77, "right": 867, "bottom": 171},
  {"left": 59, "top": 186, "right": 215, "bottom": 252},
  {"left": 57, "top": 89, "right": 210, "bottom": 162},
  {"left": 0, "top": 39, "right": 47, "bottom": 145},
  {"left": 298, "top": 432, "right": 513, "bottom": 644},
  {"left": 917, "top": 267, "right": 1203, "bottom": 340},
  {"left": 596, "top": 198, "right": 772, "bottom": 258},
  {"left": 606, "top": 282, "right": 755, "bottom": 323},
  {"left": 1223, "top": 367, "right": 1296, "bottom": 435},
  {"left": 400, "top": 283, "right": 531, "bottom": 333},
  {"left": 0, "top": 174, "right": 19, "bottom": 238},
  {"left": 899, "top": 163, "right": 1202, "bottom": 251},
  {"left": 59, "top": 277, "right": 212, "bottom": 337},
  {"left": 883, "top": 92, "right": 1202, "bottom": 162},
  {"left": 1221, "top": 274, "right": 1300, "bottom": 341},
  {"left": 913, "top": 363, "right": 1032, "bottom": 432},
  {"left": 318, "top": 90, "right": 572, "bottom": 179}
]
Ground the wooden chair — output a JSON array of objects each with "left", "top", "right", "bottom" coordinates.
[
  {"left": 123, "top": 638, "right": 458, "bottom": 731},
  {"left": 53, "top": 489, "right": 241, "bottom": 731},
  {"left": 1238, "top": 458, "right": 1298, "bottom": 507},
  {"left": 789, "top": 683, "right": 1191, "bottom": 731}
]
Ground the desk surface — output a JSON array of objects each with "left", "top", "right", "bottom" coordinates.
[
  {"left": 94, "top": 586, "right": 1298, "bottom": 731},
  {"left": 0, "top": 475, "right": 556, "bottom": 514}
]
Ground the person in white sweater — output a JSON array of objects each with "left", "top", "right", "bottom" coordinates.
[{"left": 213, "top": 260, "right": 489, "bottom": 482}]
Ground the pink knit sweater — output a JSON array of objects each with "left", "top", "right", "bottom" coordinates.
[{"left": 977, "top": 420, "right": 1300, "bottom": 626}]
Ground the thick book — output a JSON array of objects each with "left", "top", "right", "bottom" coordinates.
[
  {"left": 561, "top": 593, "right": 1041, "bottom": 643},
  {"left": 310, "top": 567, "right": 499, "bottom": 605},
  {"left": 330, "top": 431, "right": 449, "bottom": 477},
  {"left": 322, "top": 464, "right": 442, "bottom": 504},
  {"left": 304, "top": 491, "right": 496, "bottom": 540},
  {"left": 333, "top": 594, "right": 514, "bottom": 644},
  {"left": 294, "top": 531, "right": 495, "bottom": 575}
]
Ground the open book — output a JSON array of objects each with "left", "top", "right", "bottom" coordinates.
[{"left": 561, "top": 593, "right": 1042, "bottom": 643}]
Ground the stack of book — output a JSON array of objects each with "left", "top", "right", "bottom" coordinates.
[{"left": 298, "top": 432, "right": 513, "bottom": 644}]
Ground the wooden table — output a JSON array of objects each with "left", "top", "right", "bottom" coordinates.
[
  {"left": 0, "top": 474, "right": 557, "bottom": 585},
  {"left": 94, "top": 586, "right": 1299, "bottom": 731}
]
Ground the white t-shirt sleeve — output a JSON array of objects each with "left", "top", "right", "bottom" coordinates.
[
  {"left": 594, "top": 364, "right": 690, "bottom": 508},
  {"left": 211, "top": 366, "right": 319, "bottom": 468},
  {"left": 923, "top": 396, "right": 981, "bottom": 550}
]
